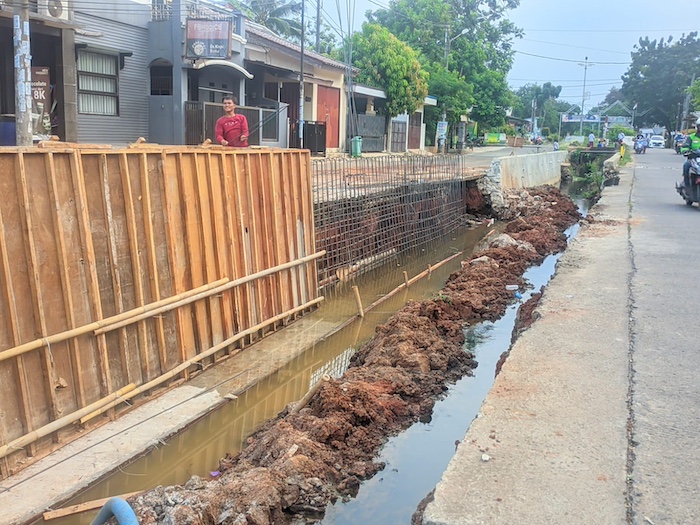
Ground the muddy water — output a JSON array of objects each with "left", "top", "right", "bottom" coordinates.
[{"left": 39, "top": 225, "right": 491, "bottom": 525}]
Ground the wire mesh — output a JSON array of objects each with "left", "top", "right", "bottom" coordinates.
[{"left": 312, "top": 155, "right": 487, "bottom": 290}]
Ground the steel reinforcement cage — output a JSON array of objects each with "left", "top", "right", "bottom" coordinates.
[{"left": 312, "top": 155, "right": 487, "bottom": 289}]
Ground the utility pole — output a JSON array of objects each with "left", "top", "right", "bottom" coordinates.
[
  {"left": 315, "top": 0, "right": 321, "bottom": 53},
  {"left": 14, "top": 0, "right": 32, "bottom": 146},
  {"left": 578, "top": 56, "right": 593, "bottom": 136},
  {"left": 298, "top": 0, "right": 305, "bottom": 148}
]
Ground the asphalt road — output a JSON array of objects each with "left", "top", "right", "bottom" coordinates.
[{"left": 423, "top": 147, "right": 700, "bottom": 525}]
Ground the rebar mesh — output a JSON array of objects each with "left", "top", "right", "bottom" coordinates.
[{"left": 313, "top": 155, "right": 487, "bottom": 289}]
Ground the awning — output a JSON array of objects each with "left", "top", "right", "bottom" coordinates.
[{"left": 192, "top": 59, "right": 254, "bottom": 80}]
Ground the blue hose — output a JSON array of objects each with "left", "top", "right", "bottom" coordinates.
[{"left": 90, "top": 497, "right": 139, "bottom": 525}]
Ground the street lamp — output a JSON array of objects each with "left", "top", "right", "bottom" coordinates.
[
  {"left": 444, "top": 27, "right": 469, "bottom": 68},
  {"left": 578, "top": 56, "right": 593, "bottom": 136}
]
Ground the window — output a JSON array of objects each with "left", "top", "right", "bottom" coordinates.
[
  {"left": 150, "top": 65, "right": 172, "bottom": 95},
  {"left": 77, "top": 51, "right": 119, "bottom": 115}
]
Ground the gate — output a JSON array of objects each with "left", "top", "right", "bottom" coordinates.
[{"left": 390, "top": 120, "right": 407, "bottom": 152}]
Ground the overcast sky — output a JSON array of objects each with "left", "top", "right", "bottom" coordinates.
[{"left": 322, "top": 0, "right": 696, "bottom": 109}]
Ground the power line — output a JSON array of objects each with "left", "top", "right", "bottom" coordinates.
[
  {"left": 519, "top": 38, "right": 629, "bottom": 56},
  {"left": 514, "top": 50, "right": 630, "bottom": 65}
]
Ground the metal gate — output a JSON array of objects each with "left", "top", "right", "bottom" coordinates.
[{"left": 390, "top": 120, "right": 407, "bottom": 152}]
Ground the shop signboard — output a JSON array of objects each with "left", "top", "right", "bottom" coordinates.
[{"left": 186, "top": 19, "right": 232, "bottom": 59}]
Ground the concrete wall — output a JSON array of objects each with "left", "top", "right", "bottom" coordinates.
[{"left": 479, "top": 150, "right": 569, "bottom": 217}]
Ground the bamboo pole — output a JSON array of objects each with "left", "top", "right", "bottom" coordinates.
[
  {"left": 43, "top": 491, "right": 142, "bottom": 520},
  {"left": 290, "top": 374, "right": 330, "bottom": 414},
  {"left": 0, "top": 278, "right": 229, "bottom": 364},
  {"left": 94, "top": 251, "right": 325, "bottom": 335},
  {"left": 352, "top": 286, "right": 364, "bottom": 318},
  {"left": 403, "top": 271, "right": 410, "bottom": 288},
  {"left": 0, "top": 384, "right": 136, "bottom": 460},
  {"left": 80, "top": 296, "right": 325, "bottom": 423}
]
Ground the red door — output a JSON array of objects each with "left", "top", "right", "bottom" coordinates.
[{"left": 317, "top": 86, "right": 340, "bottom": 148}]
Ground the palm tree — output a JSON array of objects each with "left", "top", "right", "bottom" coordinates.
[{"left": 228, "top": 0, "right": 302, "bottom": 39}]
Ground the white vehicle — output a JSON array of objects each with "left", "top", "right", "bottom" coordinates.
[{"left": 649, "top": 135, "right": 665, "bottom": 148}]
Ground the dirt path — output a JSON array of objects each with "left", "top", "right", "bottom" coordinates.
[{"left": 129, "top": 186, "right": 581, "bottom": 525}]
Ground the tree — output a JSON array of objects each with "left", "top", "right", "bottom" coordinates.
[
  {"left": 350, "top": 23, "right": 429, "bottom": 118},
  {"left": 228, "top": 0, "right": 302, "bottom": 39},
  {"left": 367, "top": 0, "right": 521, "bottom": 128},
  {"left": 620, "top": 33, "right": 700, "bottom": 131}
]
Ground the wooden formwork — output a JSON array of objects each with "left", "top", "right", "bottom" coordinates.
[{"left": 0, "top": 144, "right": 320, "bottom": 478}]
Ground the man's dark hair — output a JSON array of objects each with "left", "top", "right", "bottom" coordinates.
[{"left": 222, "top": 95, "right": 238, "bottom": 104}]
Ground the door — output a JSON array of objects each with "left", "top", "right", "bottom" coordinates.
[
  {"left": 317, "top": 85, "right": 340, "bottom": 148},
  {"left": 280, "top": 82, "right": 299, "bottom": 120},
  {"left": 408, "top": 112, "right": 422, "bottom": 149}
]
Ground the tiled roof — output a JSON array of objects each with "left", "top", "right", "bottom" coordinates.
[{"left": 246, "top": 23, "right": 353, "bottom": 72}]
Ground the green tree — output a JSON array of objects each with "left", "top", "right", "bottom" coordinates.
[
  {"left": 228, "top": 0, "right": 302, "bottom": 39},
  {"left": 350, "top": 23, "right": 429, "bottom": 117},
  {"left": 367, "top": 0, "right": 521, "bottom": 127},
  {"left": 620, "top": 33, "right": 700, "bottom": 131}
]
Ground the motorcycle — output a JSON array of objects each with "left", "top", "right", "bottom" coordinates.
[
  {"left": 634, "top": 139, "right": 645, "bottom": 154},
  {"left": 676, "top": 150, "right": 700, "bottom": 206}
]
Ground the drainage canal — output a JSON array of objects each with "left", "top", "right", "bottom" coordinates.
[{"left": 38, "top": 199, "right": 587, "bottom": 525}]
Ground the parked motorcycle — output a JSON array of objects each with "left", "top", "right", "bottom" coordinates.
[{"left": 676, "top": 150, "right": 700, "bottom": 206}]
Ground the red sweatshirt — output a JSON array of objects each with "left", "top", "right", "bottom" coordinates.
[{"left": 215, "top": 114, "right": 249, "bottom": 147}]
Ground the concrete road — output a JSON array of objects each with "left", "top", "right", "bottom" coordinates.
[{"left": 423, "top": 147, "right": 700, "bottom": 524}]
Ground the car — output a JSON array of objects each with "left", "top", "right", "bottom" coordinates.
[{"left": 649, "top": 135, "right": 665, "bottom": 148}]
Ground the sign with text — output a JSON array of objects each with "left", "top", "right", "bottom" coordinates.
[
  {"left": 31, "top": 66, "right": 52, "bottom": 140},
  {"left": 186, "top": 19, "right": 232, "bottom": 59},
  {"left": 436, "top": 121, "right": 448, "bottom": 139}
]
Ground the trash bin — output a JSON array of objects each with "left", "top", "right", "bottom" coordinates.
[
  {"left": 350, "top": 136, "right": 362, "bottom": 158},
  {"left": 0, "top": 115, "right": 16, "bottom": 146}
]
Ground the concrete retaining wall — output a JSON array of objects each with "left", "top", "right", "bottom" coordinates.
[{"left": 479, "top": 150, "right": 569, "bottom": 218}]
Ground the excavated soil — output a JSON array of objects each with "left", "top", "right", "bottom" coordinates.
[{"left": 128, "top": 186, "right": 581, "bottom": 525}]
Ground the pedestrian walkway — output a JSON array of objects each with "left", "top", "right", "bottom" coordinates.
[{"left": 423, "top": 149, "right": 700, "bottom": 524}]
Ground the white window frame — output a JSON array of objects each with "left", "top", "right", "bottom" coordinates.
[{"left": 77, "top": 50, "right": 119, "bottom": 116}]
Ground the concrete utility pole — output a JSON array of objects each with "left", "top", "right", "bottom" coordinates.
[
  {"left": 578, "top": 56, "right": 593, "bottom": 136},
  {"left": 14, "top": 0, "right": 33, "bottom": 146}
]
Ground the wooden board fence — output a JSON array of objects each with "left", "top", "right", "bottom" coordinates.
[{"left": 0, "top": 146, "right": 319, "bottom": 479}]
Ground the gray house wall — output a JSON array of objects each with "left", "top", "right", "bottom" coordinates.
[{"left": 74, "top": 6, "right": 150, "bottom": 145}]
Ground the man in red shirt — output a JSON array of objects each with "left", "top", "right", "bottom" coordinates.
[{"left": 215, "top": 96, "right": 249, "bottom": 147}]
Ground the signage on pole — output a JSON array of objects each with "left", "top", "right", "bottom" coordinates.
[
  {"left": 31, "top": 66, "right": 51, "bottom": 141},
  {"left": 437, "top": 120, "right": 448, "bottom": 140}
]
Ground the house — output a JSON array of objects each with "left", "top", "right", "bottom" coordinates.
[{"left": 0, "top": 0, "right": 77, "bottom": 143}]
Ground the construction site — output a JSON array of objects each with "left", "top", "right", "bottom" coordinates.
[{"left": 0, "top": 141, "right": 576, "bottom": 525}]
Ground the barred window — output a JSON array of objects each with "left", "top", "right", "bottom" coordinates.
[{"left": 77, "top": 51, "right": 119, "bottom": 116}]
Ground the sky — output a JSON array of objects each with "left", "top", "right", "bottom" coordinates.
[{"left": 321, "top": 0, "right": 697, "bottom": 110}]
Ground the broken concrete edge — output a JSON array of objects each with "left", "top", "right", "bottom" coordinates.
[{"left": 1, "top": 386, "right": 225, "bottom": 525}]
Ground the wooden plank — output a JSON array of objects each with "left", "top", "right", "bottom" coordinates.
[
  {"left": 70, "top": 151, "right": 113, "bottom": 398},
  {"left": 0, "top": 201, "right": 35, "bottom": 457},
  {"left": 231, "top": 153, "right": 256, "bottom": 329},
  {"left": 178, "top": 152, "right": 212, "bottom": 355},
  {"left": 100, "top": 153, "right": 134, "bottom": 384},
  {"left": 220, "top": 153, "right": 246, "bottom": 339},
  {"left": 193, "top": 153, "right": 223, "bottom": 351},
  {"left": 243, "top": 153, "right": 265, "bottom": 326},
  {"left": 206, "top": 153, "right": 235, "bottom": 351},
  {"left": 43, "top": 491, "right": 142, "bottom": 520},
  {"left": 119, "top": 153, "right": 153, "bottom": 382},
  {"left": 268, "top": 153, "right": 292, "bottom": 313},
  {"left": 280, "top": 154, "right": 301, "bottom": 306},
  {"left": 140, "top": 153, "right": 168, "bottom": 374},
  {"left": 255, "top": 152, "right": 279, "bottom": 320},
  {"left": 45, "top": 152, "right": 87, "bottom": 408},
  {"left": 284, "top": 153, "right": 302, "bottom": 307},
  {"left": 16, "top": 152, "right": 61, "bottom": 432},
  {"left": 161, "top": 152, "right": 197, "bottom": 371},
  {"left": 298, "top": 152, "right": 316, "bottom": 302}
]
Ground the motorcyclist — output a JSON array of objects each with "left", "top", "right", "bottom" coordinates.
[{"left": 680, "top": 122, "right": 700, "bottom": 187}]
